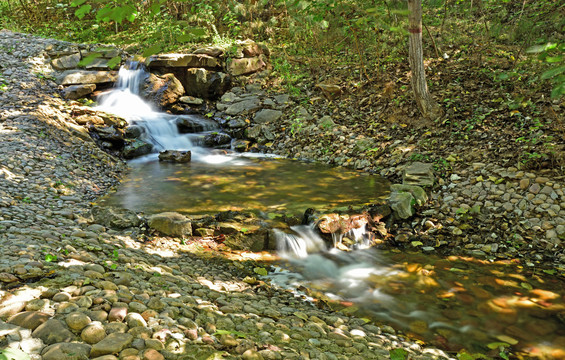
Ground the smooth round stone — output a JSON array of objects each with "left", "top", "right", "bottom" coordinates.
[
  {"left": 81, "top": 322, "right": 107, "bottom": 344},
  {"left": 52, "top": 292, "right": 72, "bottom": 302},
  {"left": 66, "top": 311, "right": 91, "bottom": 331}
]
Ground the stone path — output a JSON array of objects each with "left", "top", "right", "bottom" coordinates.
[{"left": 0, "top": 30, "right": 454, "bottom": 359}]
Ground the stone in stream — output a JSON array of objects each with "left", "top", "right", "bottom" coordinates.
[
  {"left": 140, "top": 73, "right": 184, "bottom": 108},
  {"left": 122, "top": 139, "right": 153, "bottom": 159},
  {"left": 184, "top": 68, "right": 231, "bottom": 99},
  {"left": 389, "top": 191, "right": 415, "bottom": 219},
  {"left": 158, "top": 150, "right": 191, "bottom": 163},
  {"left": 57, "top": 70, "right": 118, "bottom": 85},
  {"left": 63, "top": 84, "right": 96, "bottom": 100},
  {"left": 147, "top": 212, "right": 192, "bottom": 237}
]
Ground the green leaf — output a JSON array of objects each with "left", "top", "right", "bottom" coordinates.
[
  {"left": 253, "top": 267, "right": 268, "bottom": 276},
  {"left": 143, "top": 44, "right": 162, "bottom": 58},
  {"left": 293, "top": 312, "right": 308, "bottom": 321},
  {"left": 389, "top": 348, "right": 408, "bottom": 360},
  {"left": 74, "top": 4, "right": 92, "bottom": 19},
  {"left": 541, "top": 65, "right": 565, "bottom": 80},
  {"left": 188, "top": 27, "right": 207, "bottom": 37},
  {"left": 543, "top": 269, "right": 556, "bottom": 275},
  {"left": 78, "top": 52, "right": 102, "bottom": 67},
  {"left": 551, "top": 82, "right": 565, "bottom": 98},
  {"left": 0, "top": 348, "right": 31, "bottom": 360},
  {"left": 107, "top": 56, "right": 122, "bottom": 69},
  {"left": 520, "top": 282, "right": 533, "bottom": 290},
  {"left": 487, "top": 342, "right": 510, "bottom": 350},
  {"left": 70, "top": 0, "right": 87, "bottom": 7},
  {"left": 45, "top": 254, "right": 57, "bottom": 262}
]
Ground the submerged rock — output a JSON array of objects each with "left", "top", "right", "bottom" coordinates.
[{"left": 158, "top": 150, "right": 191, "bottom": 163}]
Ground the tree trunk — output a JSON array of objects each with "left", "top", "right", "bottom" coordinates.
[{"left": 407, "top": 0, "right": 441, "bottom": 119}]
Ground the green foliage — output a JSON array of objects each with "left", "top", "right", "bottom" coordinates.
[
  {"left": 527, "top": 42, "right": 565, "bottom": 98},
  {"left": 389, "top": 348, "right": 408, "bottom": 360}
]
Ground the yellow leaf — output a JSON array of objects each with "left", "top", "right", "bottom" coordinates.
[{"left": 476, "top": 175, "right": 484, "bottom": 182}]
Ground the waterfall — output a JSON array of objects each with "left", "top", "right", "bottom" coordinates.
[{"left": 96, "top": 62, "right": 220, "bottom": 161}]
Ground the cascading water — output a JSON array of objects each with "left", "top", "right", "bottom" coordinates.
[{"left": 96, "top": 62, "right": 220, "bottom": 162}]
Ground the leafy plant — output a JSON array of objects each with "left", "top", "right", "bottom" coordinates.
[{"left": 527, "top": 42, "right": 565, "bottom": 98}]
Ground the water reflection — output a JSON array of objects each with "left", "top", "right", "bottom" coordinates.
[{"left": 102, "top": 157, "right": 389, "bottom": 216}]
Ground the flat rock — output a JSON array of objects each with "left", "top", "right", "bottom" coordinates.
[
  {"left": 158, "top": 150, "right": 191, "bottom": 163},
  {"left": 227, "top": 56, "right": 266, "bottom": 76},
  {"left": 32, "top": 318, "right": 75, "bottom": 345},
  {"left": 51, "top": 53, "right": 81, "bottom": 70},
  {"left": 146, "top": 54, "right": 220, "bottom": 69},
  {"left": 254, "top": 109, "right": 283, "bottom": 124},
  {"left": 224, "top": 98, "right": 261, "bottom": 116},
  {"left": 42, "top": 342, "right": 91, "bottom": 360},
  {"left": 148, "top": 212, "right": 192, "bottom": 237},
  {"left": 403, "top": 162, "right": 435, "bottom": 187},
  {"left": 91, "top": 206, "right": 142, "bottom": 229},
  {"left": 63, "top": 84, "right": 97, "bottom": 100},
  {"left": 8, "top": 311, "right": 50, "bottom": 330},
  {"left": 90, "top": 333, "right": 133, "bottom": 357},
  {"left": 57, "top": 70, "right": 118, "bottom": 85}
]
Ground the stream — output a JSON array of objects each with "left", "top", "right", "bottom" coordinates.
[{"left": 99, "top": 63, "right": 565, "bottom": 359}]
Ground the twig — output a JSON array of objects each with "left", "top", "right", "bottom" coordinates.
[{"left": 424, "top": 22, "right": 440, "bottom": 58}]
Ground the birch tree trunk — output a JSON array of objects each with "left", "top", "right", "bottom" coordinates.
[{"left": 407, "top": 0, "right": 442, "bottom": 119}]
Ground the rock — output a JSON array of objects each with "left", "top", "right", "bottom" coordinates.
[
  {"left": 0, "top": 293, "right": 28, "bottom": 318},
  {"left": 63, "top": 84, "right": 97, "bottom": 100},
  {"left": 57, "top": 70, "right": 118, "bottom": 85},
  {"left": 179, "top": 96, "right": 204, "bottom": 105},
  {"left": 158, "top": 150, "right": 191, "bottom": 163},
  {"left": 232, "top": 139, "right": 250, "bottom": 152},
  {"left": 254, "top": 109, "right": 283, "bottom": 124},
  {"left": 122, "top": 140, "right": 153, "bottom": 159},
  {"left": 389, "top": 191, "right": 415, "bottom": 219},
  {"left": 146, "top": 54, "right": 220, "bottom": 69},
  {"left": 42, "top": 343, "right": 92, "bottom": 360},
  {"left": 403, "top": 162, "right": 435, "bottom": 187},
  {"left": 141, "top": 349, "right": 164, "bottom": 360},
  {"left": 90, "top": 333, "right": 134, "bottom": 357},
  {"left": 204, "top": 132, "right": 232, "bottom": 147},
  {"left": 193, "top": 46, "right": 224, "bottom": 57},
  {"left": 66, "top": 311, "right": 92, "bottom": 331},
  {"left": 175, "top": 115, "right": 216, "bottom": 133},
  {"left": 224, "top": 98, "right": 261, "bottom": 116},
  {"left": 316, "top": 83, "right": 342, "bottom": 100},
  {"left": 91, "top": 206, "right": 142, "bottom": 229},
  {"left": 51, "top": 52, "right": 82, "bottom": 70},
  {"left": 32, "top": 319, "right": 75, "bottom": 345},
  {"left": 184, "top": 68, "right": 231, "bottom": 99},
  {"left": 390, "top": 184, "right": 428, "bottom": 206},
  {"left": 141, "top": 73, "right": 184, "bottom": 108},
  {"left": 227, "top": 56, "right": 267, "bottom": 76},
  {"left": 8, "top": 311, "right": 50, "bottom": 330},
  {"left": 82, "top": 322, "right": 107, "bottom": 344},
  {"left": 148, "top": 212, "right": 192, "bottom": 237}
]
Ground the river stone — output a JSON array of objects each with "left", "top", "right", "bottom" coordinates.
[
  {"left": 390, "top": 184, "right": 428, "bottom": 206},
  {"left": 254, "top": 109, "right": 283, "bottom": 124},
  {"left": 142, "top": 349, "right": 164, "bottom": 360},
  {"left": 179, "top": 96, "right": 204, "bottom": 105},
  {"left": 32, "top": 319, "right": 75, "bottom": 345},
  {"left": 8, "top": 311, "right": 50, "bottom": 330},
  {"left": 141, "top": 73, "right": 184, "bottom": 108},
  {"left": 66, "top": 311, "right": 92, "bottom": 331},
  {"left": 0, "top": 293, "right": 28, "bottom": 317},
  {"left": 51, "top": 52, "right": 82, "bottom": 70},
  {"left": 402, "top": 162, "right": 435, "bottom": 187},
  {"left": 57, "top": 70, "right": 118, "bottom": 85},
  {"left": 82, "top": 322, "right": 107, "bottom": 344},
  {"left": 158, "top": 150, "right": 191, "bottom": 163},
  {"left": 91, "top": 206, "right": 142, "bottom": 229},
  {"left": 389, "top": 191, "right": 415, "bottom": 219},
  {"left": 148, "top": 212, "right": 192, "bottom": 237},
  {"left": 122, "top": 140, "right": 153, "bottom": 159},
  {"left": 63, "top": 84, "right": 97, "bottom": 100},
  {"left": 90, "top": 333, "right": 134, "bottom": 357},
  {"left": 42, "top": 343, "right": 92, "bottom": 360},
  {"left": 204, "top": 132, "right": 231, "bottom": 147},
  {"left": 184, "top": 68, "right": 231, "bottom": 99}
]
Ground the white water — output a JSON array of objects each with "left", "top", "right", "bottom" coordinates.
[{"left": 96, "top": 62, "right": 227, "bottom": 163}]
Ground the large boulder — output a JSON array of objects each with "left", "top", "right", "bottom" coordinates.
[
  {"left": 148, "top": 212, "right": 192, "bottom": 237},
  {"left": 141, "top": 73, "right": 185, "bottom": 108},
  {"left": 184, "top": 68, "right": 231, "bottom": 99},
  {"left": 91, "top": 206, "right": 142, "bottom": 229}
]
